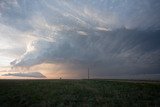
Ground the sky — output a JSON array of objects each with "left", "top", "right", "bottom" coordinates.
[{"left": 0, "top": 0, "right": 160, "bottom": 79}]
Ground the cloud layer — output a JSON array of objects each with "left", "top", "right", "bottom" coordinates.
[
  {"left": 0, "top": 0, "right": 160, "bottom": 78},
  {"left": 2, "top": 72, "right": 46, "bottom": 78}
]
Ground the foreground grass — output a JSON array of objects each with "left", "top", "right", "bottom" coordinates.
[{"left": 0, "top": 79, "right": 160, "bottom": 107}]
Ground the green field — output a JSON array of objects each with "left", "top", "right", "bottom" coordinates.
[{"left": 0, "top": 79, "right": 160, "bottom": 107}]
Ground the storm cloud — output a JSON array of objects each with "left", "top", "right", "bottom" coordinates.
[{"left": 0, "top": 0, "right": 160, "bottom": 78}]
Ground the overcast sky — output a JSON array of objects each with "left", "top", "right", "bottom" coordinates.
[{"left": 0, "top": 0, "right": 160, "bottom": 79}]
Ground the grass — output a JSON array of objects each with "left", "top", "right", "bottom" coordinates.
[{"left": 0, "top": 79, "right": 160, "bottom": 107}]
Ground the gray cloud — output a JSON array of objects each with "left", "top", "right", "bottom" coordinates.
[
  {"left": 1, "top": 0, "right": 160, "bottom": 31},
  {"left": 11, "top": 29, "right": 160, "bottom": 75},
  {"left": 0, "top": 0, "right": 160, "bottom": 77}
]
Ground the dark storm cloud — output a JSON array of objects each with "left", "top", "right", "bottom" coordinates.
[
  {"left": 0, "top": 0, "right": 160, "bottom": 76},
  {"left": 11, "top": 29, "right": 160, "bottom": 75}
]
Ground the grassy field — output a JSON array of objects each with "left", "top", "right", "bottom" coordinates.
[{"left": 0, "top": 79, "right": 160, "bottom": 107}]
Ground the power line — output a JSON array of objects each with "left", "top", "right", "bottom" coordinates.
[{"left": 88, "top": 67, "right": 90, "bottom": 79}]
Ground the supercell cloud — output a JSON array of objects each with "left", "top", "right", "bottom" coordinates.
[{"left": 0, "top": 0, "right": 160, "bottom": 78}]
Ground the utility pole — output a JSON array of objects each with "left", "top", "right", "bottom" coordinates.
[{"left": 88, "top": 67, "right": 90, "bottom": 79}]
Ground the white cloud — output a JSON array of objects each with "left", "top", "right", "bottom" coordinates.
[
  {"left": 96, "top": 27, "right": 111, "bottom": 31},
  {"left": 77, "top": 31, "right": 88, "bottom": 36}
]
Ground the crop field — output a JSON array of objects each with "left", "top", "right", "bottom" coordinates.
[{"left": 0, "top": 79, "right": 160, "bottom": 107}]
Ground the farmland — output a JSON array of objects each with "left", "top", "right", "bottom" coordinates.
[{"left": 0, "top": 79, "right": 160, "bottom": 107}]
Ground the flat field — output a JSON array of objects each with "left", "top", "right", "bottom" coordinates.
[{"left": 0, "top": 79, "right": 160, "bottom": 107}]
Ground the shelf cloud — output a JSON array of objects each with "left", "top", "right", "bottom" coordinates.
[{"left": 2, "top": 72, "right": 46, "bottom": 78}]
